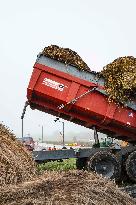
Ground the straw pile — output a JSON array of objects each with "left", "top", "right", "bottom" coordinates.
[
  {"left": 0, "top": 170, "right": 135, "bottom": 205},
  {"left": 101, "top": 56, "right": 136, "bottom": 104},
  {"left": 0, "top": 123, "right": 36, "bottom": 187},
  {"left": 42, "top": 45, "right": 90, "bottom": 72}
]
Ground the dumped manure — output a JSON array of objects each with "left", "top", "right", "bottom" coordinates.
[
  {"left": 42, "top": 45, "right": 90, "bottom": 72},
  {"left": 0, "top": 123, "right": 36, "bottom": 187},
  {"left": 101, "top": 56, "right": 136, "bottom": 104},
  {"left": 42, "top": 45, "right": 136, "bottom": 105},
  {"left": 0, "top": 124, "right": 135, "bottom": 204},
  {"left": 0, "top": 170, "right": 135, "bottom": 205}
]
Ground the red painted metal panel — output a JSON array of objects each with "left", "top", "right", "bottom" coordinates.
[
  {"left": 27, "top": 62, "right": 136, "bottom": 142},
  {"left": 27, "top": 68, "right": 41, "bottom": 101},
  {"left": 34, "top": 63, "right": 101, "bottom": 89}
]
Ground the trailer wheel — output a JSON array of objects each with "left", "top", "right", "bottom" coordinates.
[
  {"left": 126, "top": 151, "right": 136, "bottom": 182},
  {"left": 76, "top": 158, "right": 87, "bottom": 170},
  {"left": 86, "top": 151, "right": 121, "bottom": 181}
]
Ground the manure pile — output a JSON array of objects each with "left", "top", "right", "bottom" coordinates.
[
  {"left": 100, "top": 56, "right": 136, "bottom": 104},
  {"left": 0, "top": 170, "right": 135, "bottom": 205},
  {"left": 0, "top": 123, "right": 36, "bottom": 187},
  {"left": 42, "top": 45, "right": 90, "bottom": 72}
]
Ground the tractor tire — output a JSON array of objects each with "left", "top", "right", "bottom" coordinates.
[
  {"left": 86, "top": 151, "right": 121, "bottom": 181},
  {"left": 76, "top": 158, "right": 87, "bottom": 170},
  {"left": 126, "top": 151, "right": 136, "bottom": 182}
]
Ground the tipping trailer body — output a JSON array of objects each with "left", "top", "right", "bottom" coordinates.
[{"left": 27, "top": 54, "right": 136, "bottom": 143}]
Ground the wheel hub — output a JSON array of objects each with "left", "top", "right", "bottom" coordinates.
[{"left": 94, "top": 160, "right": 114, "bottom": 178}]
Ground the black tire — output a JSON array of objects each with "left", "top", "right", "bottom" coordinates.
[
  {"left": 86, "top": 151, "right": 121, "bottom": 181},
  {"left": 120, "top": 154, "right": 130, "bottom": 182},
  {"left": 76, "top": 158, "right": 87, "bottom": 170},
  {"left": 126, "top": 151, "right": 136, "bottom": 182}
]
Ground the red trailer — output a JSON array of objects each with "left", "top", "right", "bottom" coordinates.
[{"left": 25, "top": 53, "right": 136, "bottom": 182}]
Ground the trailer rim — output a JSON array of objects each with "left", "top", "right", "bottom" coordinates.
[
  {"left": 93, "top": 159, "right": 114, "bottom": 178},
  {"left": 86, "top": 151, "right": 121, "bottom": 181}
]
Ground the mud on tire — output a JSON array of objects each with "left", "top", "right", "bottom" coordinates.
[
  {"left": 126, "top": 151, "right": 136, "bottom": 182},
  {"left": 86, "top": 151, "right": 121, "bottom": 181}
]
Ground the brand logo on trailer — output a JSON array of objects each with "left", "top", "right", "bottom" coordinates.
[{"left": 42, "top": 78, "right": 65, "bottom": 91}]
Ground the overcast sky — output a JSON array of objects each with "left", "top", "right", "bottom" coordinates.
[{"left": 0, "top": 0, "right": 136, "bottom": 142}]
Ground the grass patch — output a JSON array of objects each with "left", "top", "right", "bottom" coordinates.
[{"left": 37, "top": 158, "right": 76, "bottom": 171}]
